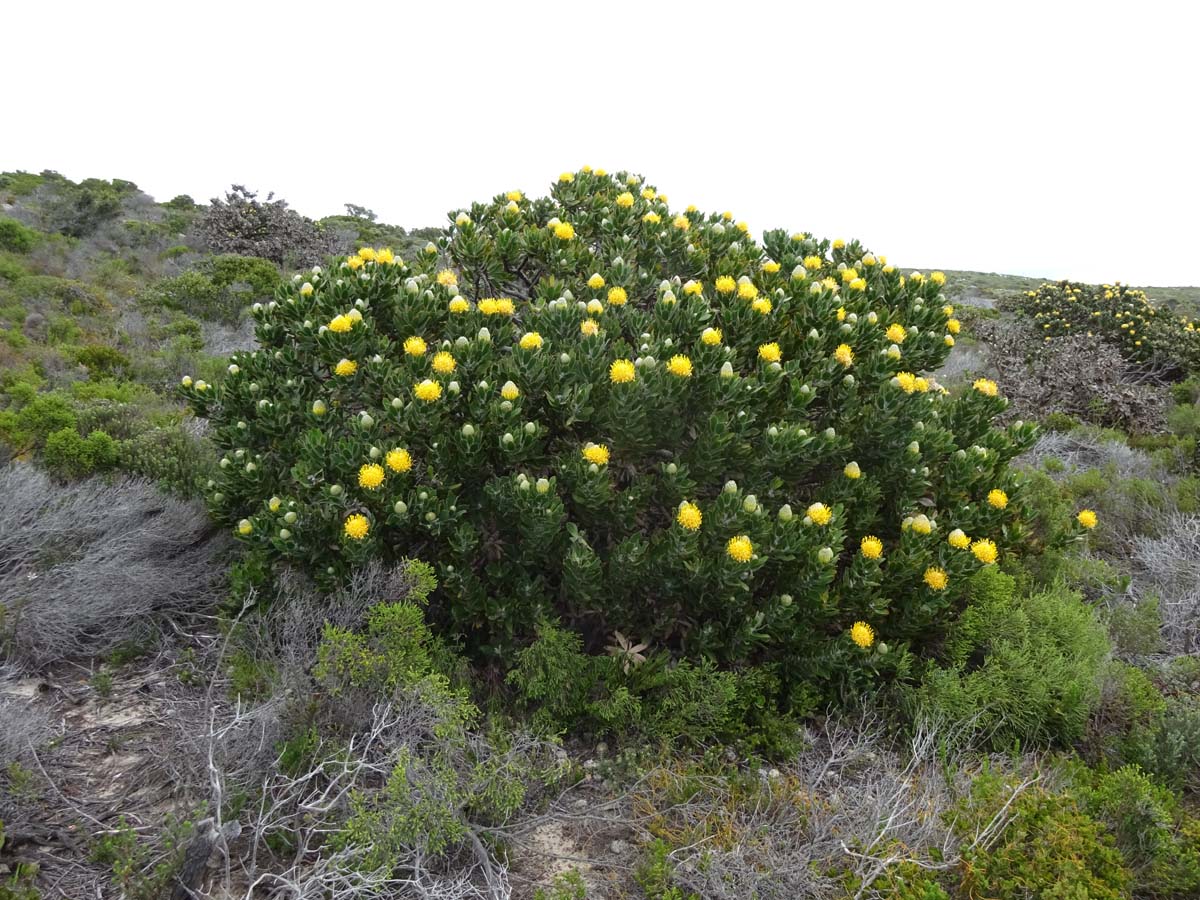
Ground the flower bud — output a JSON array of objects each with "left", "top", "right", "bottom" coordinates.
[
  {"left": 724, "top": 480, "right": 738, "bottom": 494},
  {"left": 330, "top": 484, "right": 343, "bottom": 497},
  {"left": 503, "top": 432, "right": 515, "bottom": 445},
  {"left": 462, "top": 424, "right": 476, "bottom": 437},
  {"left": 536, "top": 478, "right": 550, "bottom": 494},
  {"left": 394, "top": 501, "right": 408, "bottom": 515},
  {"left": 779, "top": 594, "right": 793, "bottom": 607},
  {"left": 560, "top": 352, "right": 572, "bottom": 364},
  {"left": 743, "top": 495, "right": 758, "bottom": 513},
  {"left": 360, "top": 413, "right": 375, "bottom": 429},
  {"left": 425, "top": 512, "right": 437, "bottom": 522},
  {"left": 908, "top": 441, "right": 920, "bottom": 454},
  {"left": 227, "top": 364, "right": 239, "bottom": 375},
  {"left": 818, "top": 547, "right": 834, "bottom": 564},
  {"left": 824, "top": 427, "right": 836, "bottom": 439},
  {"left": 312, "top": 400, "right": 327, "bottom": 416},
  {"left": 279, "top": 529, "right": 292, "bottom": 540},
  {"left": 524, "top": 421, "right": 537, "bottom": 435},
  {"left": 181, "top": 375, "right": 193, "bottom": 387},
  {"left": 477, "top": 327, "right": 491, "bottom": 343},
  {"left": 778, "top": 504, "right": 793, "bottom": 521},
  {"left": 720, "top": 361, "right": 735, "bottom": 378},
  {"left": 666, "top": 462, "right": 678, "bottom": 475},
  {"left": 284, "top": 511, "right": 297, "bottom": 524}
]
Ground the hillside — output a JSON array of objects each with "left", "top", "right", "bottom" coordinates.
[{"left": 2, "top": 168, "right": 1199, "bottom": 900}]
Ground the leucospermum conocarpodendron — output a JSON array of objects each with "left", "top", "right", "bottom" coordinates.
[{"left": 186, "top": 167, "right": 1060, "bottom": 702}]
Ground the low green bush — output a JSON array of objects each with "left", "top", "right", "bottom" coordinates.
[
  {"left": 911, "top": 567, "right": 1109, "bottom": 748},
  {"left": 118, "top": 425, "right": 215, "bottom": 497},
  {"left": 1075, "top": 765, "right": 1200, "bottom": 898},
  {"left": 956, "top": 770, "right": 1132, "bottom": 900},
  {"left": 41, "top": 427, "right": 118, "bottom": 479},
  {"left": 0, "top": 391, "right": 77, "bottom": 452},
  {"left": 0, "top": 217, "right": 37, "bottom": 254}
]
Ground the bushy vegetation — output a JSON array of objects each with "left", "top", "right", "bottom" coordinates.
[
  {"left": 1017, "top": 279, "right": 1200, "bottom": 376},
  {"left": 188, "top": 168, "right": 1098, "bottom": 723},
  {"left": 3, "top": 163, "right": 1199, "bottom": 900}
]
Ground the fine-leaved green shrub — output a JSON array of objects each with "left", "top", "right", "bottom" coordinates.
[
  {"left": 0, "top": 217, "right": 38, "bottom": 254},
  {"left": 186, "top": 169, "right": 1087, "bottom": 708},
  {"left": 41, "top": 427, "right": 118, "bottom": 479},
  {"left": 911, "top": 567, "right": 1109, "bottom": 748}
]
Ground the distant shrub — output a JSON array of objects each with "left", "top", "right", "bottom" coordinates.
[
  {"left": 38, "top": 175, "right": 135, "bottom": 238},
  {"left": 73, "top": 343, "right": 131, "bottom": 377},
  {"left": 195, "top": 185, "right": 333, "bottom": 266},
  {"left": 13, "top": 275, "right": 105, "bottom": 315},
  {"left": 204, "top": 253, "right": 280, "bottom": 295},
  {"left": 1121, "top": 697, "right": 1200, "bottom": 794},
  {"left": 144, "top": 256, "right": 278, "bottom": 323},
  {"left": 0, "top": 391, "right": 77, "bottom": 452},
  {"left": 0, "top": 217, "right": 37, "bottom": 254},
  {"left": 118, "top": 425, "right": 215, "bottom": 498},
  {"left": 0, "top": 254, "right": 28, "bottom": 282},
  {"left": 1017, "top": 280, "right": 1200, "bottom": 378},
  {"left": 41, "top": 427, "right": 118, "bottom": 479},
  {"left": 911, "top": 567, "right": 1109, "bottom": 748}
]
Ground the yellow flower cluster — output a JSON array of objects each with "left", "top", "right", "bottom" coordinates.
[
  {"left": 478, "top": 297, "right": 515, "bottom": 315},
  {"left": 676, "top": 501, "right": 702, "bottom": 531}
]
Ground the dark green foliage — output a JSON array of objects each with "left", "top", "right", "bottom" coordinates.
[
  {"left": 911, "top": 568, "right": 1109, "bottom": 748},
  {"left": 118, "top": 426, "right": 215, "bottom": 497},
  {"left": 0, "top": 392, "right": 77, "bottom": 452},
  {"left": 507, "top": 621, "right": 801, "bottom": 752},
  {"left": 142, "top": 255, "right": 278, "bottom": 323},
  {"left": 37, "top": 174, "right": 136, "bottom": 238},
  {"left": 0, "top": 218, "right": 37, "bottom": 254}
]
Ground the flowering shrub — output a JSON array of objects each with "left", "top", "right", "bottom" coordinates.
[
  {"left": 186, "top": 168, "right": 1076, "bottom": 699},
  {"left": 1017, "top": 280, "right": 1200, "bottom": 376}
]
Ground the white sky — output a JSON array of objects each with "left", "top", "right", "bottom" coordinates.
[{"left": 5, "top": 0, "right": 1198, "bottom": 285}]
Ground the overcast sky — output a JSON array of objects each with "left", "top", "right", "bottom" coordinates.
[{"left": 6, "top": 1, "right": 1198, "bottom": 285}]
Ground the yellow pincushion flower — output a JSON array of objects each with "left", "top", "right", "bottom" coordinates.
[
  {"left": 609, "top": 359, "right": 636, "bottom": 384},
  {"left": 643, "top": 212, "right": 661, "bottom": 224},
  {"left": 807, "top": 502, "right": 832, "bottom": 525},
  {"left": 737, "top": 282, "right": 759, "bottom": 301},
  {"left": 987, "top": 489, "right": 1009, "bottom": 509},
  {"left": 667, "top": 355, "right": 693, "bottom": 378},
  {"left": 641, "top": 187, "right": 657, "bottom": 200},
  {"left": 683, "top": 280, "right": 704, "bottom": 296},
  {"left": 850, "top": 621, "right": 875, "bottom": 648},
  {"left": 432, "top": 351, "right": 456, "bottom": 374},
  {"left": 971, "top": 538, "right": 998, "bottom": 565},
  {"left": 911, "top": 514, "right": 933, "bottom": 535},
  {"left": 726, "top": 535, "right": 754, "bottom": 563},
  {"left": 335, "top": 359, "right": 358, "bottom": 377},
  {"left": 553, "top": 222, "right": 575, "bottom": 240},
  {"left": 344, "top": 513, "right": 370, "bottom": 541},
  {"left": 376, "top": 248, "right": 395, "bottom": 264},
  {"left": 506, "top": 190, "right": 523, "bottom": 202},
  {"left": 578, "top": 319, "right": 600, "bottom": 337},
  {"left": 763, "top": 261, "right": 781, "bottom": 274},
  {"left": 758, "top": 342, "right": 782, "bottom": 363},
  {"left": 715, "top": 276, "right": 736, "bottom": 295},
  {"left": 947, "top": 318, "right": 961, "bottom": 335},
  {"left": 832, "top": 238, "right": 846, "bottom": 249},
  {"left": 803, "top": 255, "right": 823, "bottom": 270},
  {"left": 448, "top": 297, "right": 470, "bottom": 314},
  {"left": 834, "top": 344, "right": 854, "bottom": 367},
  {"left": 329, "top": 314, "right": 353, "bottom": 333},
  {"left": 403, "top": 336, "right": 427, "bottom": 356},
  {"left": 607, "top": 286, "right": 628, "bottom": 306},
  {"left": 735, "top": 221, "right": 749, "bottom": 233},
  {"left": 841, "top": 268, "right": 858, "bottom": 283},
  {"left": 519, "top": 332, "right": 544, "bottom": 350},
  {"left": 615, "top": 191, "right": 635, "bottom": 208},
  {"left": 358, "top": 247, "right": 377, "bottom": 262},
  {"left": 500, "top": 381, "right": 520, "bottom": 401},
  {"left": 843, "top": 461, "right": 861, "bottom": 479},
  {"left": 923, "top": 567, "right": 949, "bottom": 591},
  {"left": 944, "top": 335, "right": 956, "bottom": 347},
  {"left": 973, "top": 378, "right": 999, "bottom": 397},
  {"left": 752, "top": 297, "right": 773, "bottom": 315},
  {"left": 1077, "top": 509, "right": 1098, "bottom": 529},
  {"left": 558, "top": 172, "right": 575, "bottom": 183},
  {"left": 931, "top": 271, "right": 946, "bottom": 285},
  {"left": 860, "top": 535, "right": 884, "bottom": 559},
  {"left": 237, "top": 519, "right": 253, "bottom": 536},
  {"left": 480, "top": 297, "right": 515, "bottom": 315},
  {"left": 672, "top": 215, "right": 691, "bottom": 231},
  {"left": 386, "top": 448, "right": 412, "bottom": 473},
  {"left": 676, "top": 501, "right": 702, "bottom": 531},
  {"left": 886, "top": 323, "right": 907, "bottom": 344},
  {"left": 588, "top": 273, "right": 606, "bottom": 290},
  {"left": 895, "top": 372, "right": 918, "bottom": 394},
  {"left": 948, "top": 528, "right": 970, "bottom": 549},
  {"left": 436, "top": 269, "right": 458, "bottom": 287},
  {"left": 701, "top": 327, "right": 722, "bottom": 346},
  {"left": 582, "top": 442, "right": 610, "bottom": 465},
  {"left": 413, "top": 379, "right": 442, "bottom": 402},
  {"left": 345, "top": 256, "right": 363, "bottom": 271},
  {"left": 358, "top": 463, "right": 385, "bottom": 491}
]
